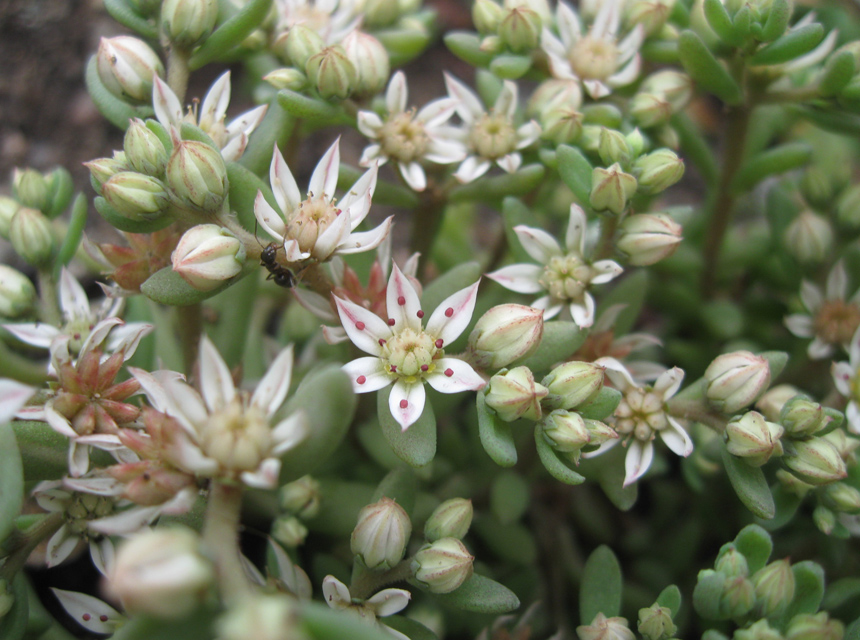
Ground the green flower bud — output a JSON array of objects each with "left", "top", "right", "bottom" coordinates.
[
  {"left": 800, "top": 166, "right": 835, "bottom": 212},
  {"left": 542, "top": 409, "right": 591, "bottom": 454},
  {"left": 784, "top": 210, "right": 833, "bottom": 264},
  {"left": 360, "top": 0, "right": 403, "bottom": 27},
  {"left": 103, "top": 171, "right": 170, "bottom": 220},
  {"left": 166, "top": 140, "right": 228, "bottom": 213},
  {"left": 306, "top": 46, "right": 357, "bottom": 100},
  {"left": 775, "top": 468, "right": 815, "bottom": 497},
  {"left": 637, "top": 603, "right": 676, "bottom": 640},
  {"left": 272, "top": 515, "right": 309, "bottom": 547},
  {"left": 498, "top": 6, "right": 542, "bottom": 51},
  {"left": 631, "top": 92, "right": 673, "bottom": 128},
  {"left": 279, "top": 24, "right": 325, "bottom": 69},
  {"left": 814, "top": 504, "right": 836, "bottom": 534},
  {"left": 821, "top": 428, "right": 857, "bottom": 462},
  {"left": 780, "top": 396, "right": 832, "bottom": 437},
  {"left": 263, "top": 68, "right": 308, "bottom": 91},
  {"left": 634, "top": 149, "right": 685, "bottom": 194},
  {"left": 217, "top": 595, "right": 308, "bottom": 640},
  {"left": 0, "top": 265, "right": 36, "bottom": 318},
  {"left": 424, "top": 498, "right": 473, "bottom": 542},
  {"left": 755, "top": 384, "right": 800, "bottom": 422},
  {"left": 467, "top": 304, "right": 544, "bottom": 370},
  {"left": 625, "top": 0, "right": 675, "bottom": 36},
  {"left": 734, "top": 619, "right": 783, "bottom": 640},
  {"left": 598, "top": 128, "right": 633, "bottom": 166},
  {"left": 473, "top": 0, "right": 505, "bottom": 34},
  {"left": 171, "top": 224, "right": 245, "bottom": 291},
  {"left": 717, "top": 574, "right": 756, "bottom": 618},
  {"left": 784, "top": 437, "right": 848, "bottom": 485},
  {"left": 577, "top": 613, "right": 635, "bottom": 640},
  {"left": 704, "top": 351, "right": 771, "bottom": 414},
  {"left": 786, "top": 612, "right": 845, "bottom": 640},
  {"left": 822, "top": 483, "right": 860, "bottom": 514},
  {"left": 725, "top": 411, "right": 784, "bottom": 467},
  {"left": 96, "top": 36, "right": 164, "bottom": 103},
  {"left": 412, "top": 537, "right": 474, "bottom": 594},
  {"left": 342, "top": 31, "right": 390, "bottom": 97},
  {"left": 161, "top": 0, "right": 218, "bottom": 48},
  {"left": 751, "top": 559, "right": 795, "bottom": 617},
  {"left": 351, "top": 497, "right": 412, "bottom": 571},
  {"left": 85, "top": 156, "right": 129, "bottom": 191},
  {"left": 485, "top": 366, "right": 548, "bottom": 422},
  {"left": 0, "top": 196, "right": 21, "bottom": 239},
  {"left": 279, "top": 475, "right": 321, "bottom": 519},
  {"left": 124, "top": 119, "right": 169, "bottom": 176},
  {"left": 479, "top": 34, "right": 504, "bottom": 55},
  {"left": 582, "top": 419, "right": 618, "bottom": 450},
  {"left": 528, "top": 79, "right": 583, "bottom": 116},
  {"left": 13, "top": 168, "right": 50, "bottom": 211},
  {"left": 542, "top": 361, "right": 605, "bottom": 410},
  {"left": 590, "top": 164, "right": 638, "bottom": 215},
  {"left": 540, "top": 104, "right": 584, "bottom": 145},
  {"left": 641, "top": 70, "right": 693, "bottom": 111},
  {"left": 617, "top": 213, "right": 683, "bottom": 266},
  {"left": 715, "top": 545, "right": 749, "bottom": 578},
  {"left": 837, "top": 184, "right": 860, "bottom": 229},
  {"left": 9, "top": 207, "right": 54, "bottom": 266}
]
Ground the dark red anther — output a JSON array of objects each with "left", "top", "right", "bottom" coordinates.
[
  {"left": 390, "top": 365, "right": 397, "bottom": 373},
  {"left": 421, "top": 364, "right": 429, "bottom": 371},
  {"left": 100, "top": 615, "right": 109, "bottom": 622},
  {"left": 398, "top": 296, "right": 406, "bottom": 305},
  {"left": 378, "top": 338, "right": 386, "bottom": 346},
  {"left": 445, "top": 307, "right": 454, "bottom": 317},
  {"left": 82, "top": 614, "right": 91, "bottom": 621},
  {"left": 417, "top": 309, "right": 424, "bottom": 318},
  {"left": 435, "top": 339, "right": 443, "bottom": 348},
  {"left": 388, "top": 318, "right": 396, "bottom": 326},
  {"left": 355, "top": 321, "right": 365, "bottom": 331},
  {"left": 357, "top": 375, "right": 367, "bottom": 385},
  {"left": 400, "top": 399, "right": 408, "bottom": 409},
  {"left": 444, "top": 368, "right": 454, "bottom": 377}
]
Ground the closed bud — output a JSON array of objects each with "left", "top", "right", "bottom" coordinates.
[
  {"left": 719, "top": 575, "right": 756, "bottom": 618},
  {"left": 780, "top": 396, "right": 832, "bottom": 437},
  {"left": 577, "top": 613, "right": 635, "bottom": 640},
  {"left": 725, "top": 411, "right": 784, "bottom": 467},
  {"left": 755, "top": 384, "right": 800, "bottom": 422},
  {"left": 598, "top": 128, "right": 633, "bottom": 166},
  {"left": 124, "top": 119, "right": 169, "bottom": 176},
  {"left": 800, "top": 167, "right": 835, "bottom": 211},
  {"left": 542, "top": 361, "right": 605, "bottom": 410},
  {"left": 161, "top": 0, "right": 219, "bottom": 48},
  {"left": 583, "top": 419, "right": 618, "bottom": 449},
  {"left": 752, "top": 559, "right": 795, "bottom": 617},
  {"left": 361, "top": 0, "right": 403, "bottom": 27},
  {"left": 351, "top": 497, "right": 412, "bottom": 571},
  {"left": 0, "top": 196, "right": 21, "bottom": 239},
  {"left": 837, "top": 184, "right": 860, "bottom": 229},
  {"left": 786, "top": 612, "right": 845, "bottom": 640},
  {"left": 814, "top": 504, "right": 836, "bottom": 534},
  {"left": 468, "top": 304, "right": 544, "bottom": 369},
  {"left": 590, "top": 164, "right": 638, "bottom": 215},
  {"left": 528, "top": 79, "right": 583, "bottom": 116},
  {"left": 85, "top": 156, "right": 128, "bottom": 190},
  {"left": 272, "top": 515, "right": 308, "bottom": 547},
  {"left": 0, "top": 265, "right": 36, "bottom": 318},
  {"left": 822, "top": 482, "right": 860, "bottom": 514},
  {"left": 473, "top": 0, "right": 505, "bottom": 33},
  {"left": 484, "top": 366, "right": 548, "bottom": 422},
  {"left": 9, "top": 207, "right": 54, "bottom": 266},
  {"left": 96, "top": 36, "right": 164, "bottom": 103},
  {"left": 0, "top": 580, "right": 12, "bottom": 620},
  {"left": 102, "top": 171, "right": 170, "bottom": 220},
  {"left": 776, "top": 468, "right": 815, "bottom": 497},
  {"left": 412, "top": 537, "right": 474, "bottom": 594},
  {"left": 277, "top": 25, "right": 324, "bottom": 68},
  {"left": 631, "top": 92, "right": 673, "bottom": 128},
  {"left": 106, "top": 527, "right": 213, "bottom": 619},
  {"left": 217, "top": 595, "right": 308, "bottom": 640},
  {"left": 540, "top": 104, "right": 584, "bottom": 145},
  {"left": 641, "top": 70, "right": 693, "bottom": 111},
  {"left": 131, "top": 0, "right": 162, "bottom": 15},
  {"left": 424, "top": 498, "right": 473, "bottom": 542},
  {"left": 821, "top": 428, "right": 858, "bottom": 462},
  {"left": 715, "top": 545, "right": 749, "bottom": 578},
  {"left": 784, "top": 437, "right": 848, "bottom": 485},
  {"left": 171, "top": 224, "right": 245, "bottom": 291},
  {"left": 13, "top": 168, "right": 50, "bottom": 211},
  {"left": 479, "top": 34, "right": 504, "bottom": 54},
  {"left": 784, "top": 210, "right": 833, "bottom": 264},
  {"left": 498, "top": 6, "right": 542, "bottom": 51},
  {"left": 279, "top": 475, "right": 320, "bottom": 519},
  {"left": 625, "top": 0, "right": 674, "bottom": 36},
  {"left": 166, "top": 139, "right": 228, "bottom": 212},
  {"left": 617, "top": 213, "right": 683, "bottom": 266},
  {"left": 342, "top": 31, "right": 390, "bottom": 97},
  {"left": 634, "top": 149, "right": 684, "bottom": 194},
  {"left": 705, "top": 351, "right": 771, "bottom": 414},
  {"left": 306, "top": 46, "right": 356, "bottom": 100},
  {"left": 542, "top": 410, "right": 591, "bottom": 453},
  {"left": 735, "top": 619, "right": 783, "bottom": 640},
  {"left": 263, "top": 68, "right": 308, "bottom": 91},
  {"left": 637, "top": 603, "right": 675, "bottom": 640}
]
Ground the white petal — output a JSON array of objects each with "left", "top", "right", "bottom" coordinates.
[
  {"left": 425, "top": 280, "right": 481, "bottom": 345},
  {"left": 444, "top": 73, "right": 483, "bottom": 122},
  {"left": 425, "top": 358, "right": 485, "bottom": 394},
  {"left": 2, "top": 322, "right": 59, "bottom": 348},
  {"left": 581, "top": 437, "right": 620, "bottom": 459},
  {"left": 556, "top": 2, "right": 582, "bottom": 49},
  {"left": 800, "top": 280, "right": 823, "bottom": 311},
  {"left": 808, "top": 337, "right": 834, "bottom": 360},
  {"left": 565, "top": 204, "right": 587, "bottom": 256},
  {"left": 623, "top": 439, "right": 654, "bottom": 486},
  {"left": 596, "top": 356, "right": 636, "bottom": 390},
  {"left": 0, "top": 379, "right": 34, "bottom": 424},
  {"left": 63, "top": 476, "right": 124, "bottom": 496},
  {"left": 88, "top": 506, "right": 160, "bottom": 535},
  {"left": 847, "top": 402, "right": 860, "bottom": 435},
  {"left": 417, "top": 98, "right": 459, "bottom": 128},
  {"left": 497, "top": 153, "right": 522, "bottom": 174},
  {"left": 569, "top": 294, "right": 595, "bottom": 328},
  {"left": 514, "top": 225, "right": 563, "bottom": 263},
  {"left": 357, "top": 111, "right": 384, "bottom": 137},
  {"left": 340, "top": 164, "right": 378, "bottom": 229},
  {"left": 590, "top": 260, "right": 623, "bottom": 285},
  {"left": 343, "top": 357, "right": 392, "bottom": 393},
  {"left": 850, "top": 325, "right": 860, "bottom": 366},
  {"left": 293, "top": 289, "right": 337, "bottom": 323},
  {"left": 584, "top": 79, "right": 611, "bottom": 99},
  {"left": 59, "top": 268, "right": 91, "bottom": 323},
  {"left": 784, "top": 314, "right": 814, "bottom": 338},
  {"left": 51, "top": 588, "right": 123, "bottom": 634},
  {"left": 387, "top": 262, "right": 423, "bottom": 332},
  {"left": 323, "top": 576, "right": 352, "bottom": 609},
  {"left": 199, "top": 335, "right": 236, "bottom": 413},
  {"left": 359, "top": 143, "right": 384, "bottom": 167},
  {"left": 200, "top": 72, "right": 232, "bottom": 128},
  {"left": 399, "top": 162, "right": 426, "bottom": 192},
  {"left": 254, "top": 191, "right": 287, "bottom": 241},
  {"left": 516, "top": 121, "right": 542, "bottom": 148},
  {"left": 270, "top": 144, "right": 301, "bottom": 215},
  {"left": 241, "top": 458, "right": 281, "bottom": 489},
  {"left": 334, "top": 296, "right": 391, "bottom": 356},
  {"left": 532, "top": 296, "right": 564, "bottom": 320},
  {"left": 453, "top": 156, "right": 492, "bottom": 183},
  {"left": 90, "top": 538, "right": 115, "bottom": 577},
  {"left": 366, "top": 588, "right": 412, "bottom": 617},
  {"left": 424, "top": 137, "right": 467, "bottom": 164},
  {"left": 389, "top": 380, "right": 426, "bottom": 431},
  {"left": 47, "top": 526, "right": 79, "bottom": 567},
  {"left": 592, "top": 0, "right": 619, "bottom": 39},
  {"left": 607, "top": 55, "right": 640, "bottom": 88},
  {"left": 309, "top": 138, "right": 341, "bottom": 200},
  {"left": 827, "top": 261, "right": 848, "bottom": 300},
  {"left": 386, "top": 71, "right": 408, "bottom": 114},
  {"left": 487, "top": 264, "right": 544, "bottom": 293},
  {"left": 654, "top": 366, "right": 684, "bottom": 399},
  {"left": 312, "top": 209, "right": 352, "bottom": 260},
  {"left": 335, "top": 217, "right": 394, "bottom": 256},
  {"left": 283, "top": 239, "right": 310, "bottom": 262},
  {"left": 251, "top": 344, "right": 294, "bottom": 418},
  {"left": 271, "top": 411, "right": 309, "bottom": 454},
  {"left": 152, "top": 76, "right": 183, "bottom": 127},
  {"left": 68, "top": 442, "right": 91, "bottom": 477},
  {"left": 661, "top": 417, "right": 694, "bottom": 457},
  {"left": 163, "top": 380, "right": 209, "bottom": 436},
  {"left": 831, "top": 362, "right": 854, "bottom": 397},
  {"left": 224, "top": 105, "right": 268, "bottom": 141}
]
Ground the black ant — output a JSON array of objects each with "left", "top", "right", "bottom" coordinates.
[{"left": 260, "top": 242, "right": 296, "bottom": 288}]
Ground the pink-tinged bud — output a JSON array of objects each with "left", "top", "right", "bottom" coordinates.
[
  {"left": 630, "top": 92, "right": 672, "bottom": 128},
  {"left": 412, "top": 537, "right": 474, "bottom": 594},
  {"left": 263, "top": 68, "right": 308, "bottom": 91},
  {"left": 786, "top": 612, "right": 845, "bottom": 640},
  {"left": 641, "top": 70, "right": 693, "bottom": 111},
  {"left": 342, "top": 31, "right": 390, "bottom": 97},
  {"left": 306, "top": 46, "right": 357, "bottom": 100},
  {"left": 351, "top": 497, "right": 412, "bottom": 571},
  {"left": 0, "top": 265, "right": 36, "bottom": 318},
  {"left": 473, "top": 0, "right": 505, "bottom": 34},
  {"left": 590, "top": 164, "right": 638, "bottom": 215},
  {"left": 633, "top": 149, "right": 684, "bottom": 194},
  {"left": 528, "top": 79, "right": 583, "bottom": 116},
  {"left": 9, "top": 207, "right": 54, "bottom": 266},
  {"left": 704, "top": 351, "right": 771, "bottom": 414},
  {"left": 784, "top": 210, "right": 833, "bottom": 264},
  {"left": 160, "top": 0, "right": 219, "bottom": 49},
  {"left": 217, "top": 594, "right": 308, "bottom": 640},
  {"left": 734, "top": 619, "right": 783, "bottom": 640},
  {"left": 718, "top": 574, "right": 756, "bottom": 619},
  {"left": 467, "top": 304, "right": 544, "bottom": 370},
  {"left": 424, "top": 498, "right": 473, "bottom": 542},
  {"left": 102, "top": 172, "right": 170, "bottom": 221},
  {"left": 542, "top": 409, "right": 591, "bottom": 454},
  {"left": 124, "top": 119, "right": 169, "bottom": 176},
  {"left": 617, "top": 213, "right": 683, "bottom": 266},
  {"left": 85, "top": 156, "right": 128, "bottom": 191},
  {"left": 279, "top": 475, "right": 321, "bottom": 519},
  {"left": 106, "top": 527, "right": 214, "bottom": 619},
  {"left": 784, "top": 437, "right": 848, "bottom": 485},
  {"left": 272, "top": 515, "right": 309, "bottom": 547},
  {"left": 542, "top": 361, "right": 605, "bottom": 410},
  {"left": 715, "top": 545, "right": 749, "bottom": 578},
  {"left": 637, "top": 603, "right": 676, "bottom": 640},
  {"left": 725, "top": 411, "right": 784, "bottom": 467},
  {"left": 780, "top": 396, "right": 832, "bottom": 437},
  {"left": 485, "top": 366, "right": 548, "bottom": 422},
  {"left": 540, "top": 104, "right": 584, "bottom": 145},
  {"left": 751, "top": 559, "right": 795, "bottom": 617},
  {"left": 577, "top": 613, "right": 636, "bottom": 640},
  {"left": 0, "top": 196, "right": 19, "bottom": 239},
  {"left": 96, "top": 36, "right": 164, "bottom": 103},
  {"left": 277, "top": 24, "right": 324, "bottom": 69},
  {"left": 166, "top": 140, "right": 228, "bottom": 213},
  {"left": 171, "top": 224, "right": 246, "bottom": 291},
  {"left": 755, "top": 384, "right": 800, "bottom": 422},
  {"left": 12, "top": 168, "right": 50, "bottom": 211},
  {"left": 498, "top": 6, "right": 542, "bottom": 51}
]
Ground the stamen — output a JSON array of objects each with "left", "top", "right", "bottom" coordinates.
[
  {"left": 100, "top": 615, "right": 109, "bottom": 622},
  {"left": 421, "top": 364, "right": 429, "bottom": 371},
  {"left": 82, "top": 614, "right": 92, "bottom": 621},
  {"left": 355, "top": 321, "right": 366, "bottom": 330},
  {"left": 398, "top": 296, "right": 406, "bottom": 305},
  {"left": 388, "top": 318, "right": 396, "bottom": 326},
  {"left": 417, "top": 310, "right": 424, "bottom": 318},
  {"left": 445, "top": 307, "right": 454, "bottom": 317},
  {"left": 445, "top": 368, "right": 454, "bottom": 377},
  {"left": 400, "top": 399, "right": 408, "bottom": 409},
  {"left": 357, "top": 375, "right": 367, "bottom": 385},
  {"left": 435, "top": 339, "right": 443, "bottom": 348},
  {"left": 378, "top": 338, "right": 386, "bottom": 346},
  {"left": 390, "top": 365, "right": 397, "bottom": 373}
]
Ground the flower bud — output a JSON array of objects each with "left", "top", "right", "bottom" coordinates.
[
  {"left": 540, "top": 104, "right": 584, "bottom": 145},
  {"left": 9, "top": 207, "right": 54, "bottom": 266},
  {"left": 484, "top": 367, "right": 548, "bottom": 422},
  {"left": 542, "top": 361, "right": 605, "bottom": 410},
  {"left": 822, "top": 482, "right": 860, "bottom": 514},
  {"left": 361, "top": 0, "right": 403, "bottom": 27},
  {"left": 821, "top": 428, "right": 858, "bottom": 463},
  {"left": 279, "top": 25, "right": 325, "bottom": 69},
  {"left": 0, "top": 196, "right": 20, "bottom": 239},
  {"left": 786, "top": 612, "right": 845, "bottom": 640},
  {"left": 351, "top": 497, "right": 412, "bottom": 571},
  {"left": 0, "top": 265, "right": 36, "bottom": 318},
  {"left": 106, "top": 527, "right": 213, "bottom": 619},
  {"left": 799, "top": 167, "right": 835, "bottom": 211},
  {"left": 583, "top": 419, "right": 619, "bottom": 449},
  {"left": 577, "top": 613, "right": 635, "bottom": 640},
  {"left": 641, "top": 70, "right": 693, "bottom": 111},
  {"left": 735, "top": 619, "right": 783, "bottom": 640},
  {"left": 498, "top": 6, "right": 542, "bottom": 51},
  {"left": 306, "top": 46, "right": 357, "bottom": 100},
  {"left": 784, "top": 210, "right": 833, "bottom": 264},
  {"left": 630, "top": 92, "right": 673, "bottom": 128},
  {"left": 617, "top": 213, "right": 683, "bottom": 266},
  {"left": 755, "top": 384, "right": 800, "bottom": 422},
  {"left": 637, "top": 603, "right": 675, "bottom": 640},
  {"left": 776, "top": 468, "right": 815, "bottom": 497},
  {"left": 279, "top": 475, "right": 320, "bottom": 519},
  {"left": 166, "top": 140, "right": 228, "bottom": 212},
  {"left": 528, "top": 79, "right": 583, "bottom": 116},
  {"left": 272, "top": 515, "right": 309, "bottom": 547},
  {"left": 598, "top": 128, "right": 633, "bottom": 166},
  {"left": 725, "top": 411, "right": 784, "bottom": 467},
  {"left": 542, "top": 410, "right": 591, "bottom": 453},
  {"left": 217, "top": 594, "right": 308, "bottom": 640},
  {"left": 85, "top": 156, "right": 128, "bottom": 190},
  {"left": 102, "top": 172, "right": 170, "bottom": 220},
  {"left": 784, "top": 437, "right": 848, "bottom": 485},
  {"left": 263, "top": 68, "right": 308, "bottom": 91},
  {"left": 124, "top": 119, "right": 169, "bottom": 176},
  {"left": 715, "top": 545, "right": 749, "bottom": 578},
  {"left": 412, "top": 537, "right": 474, "bottom": 594},
  {"left": 814, "top": 504, "right": 836, "bottom": 534},
  {"left": 96, "top": 36, "right": 164, "bottom": 103},
  {"left": 160, "top": 0, "right": 219, "bottom": 48},
  {"left": 171, "top": 224, "right": 245, "bottom": 291},
  {"left": 719, "top": 575, "right": 756, "bottom": 618},
  {"left": 780, "top": 396, "right": 832, "bottom": 437},
  {"left": 424, "top": 498, "right": 473, "bottom": 542},
  {"left": 837, "top": 184, "right": 860, "bottom": 229},
  {"left": 467, "top": 304, "right": 544, "bottom": 370},
  {"left": 473, "top": 0, "right": 505, "bottom": 33},
  {"left": 625, "top": 0, "right": 674, "bottom": 36},
  {"left": 342, "top": 31, "right": 390, "bottom": 97},
  {"left": 590, "top": 164, "right": 638, "bottom": 215},
  {"left": 704, "top": 351, "right": 771, "bottom": 414},
  {"left": 633, "top": 149, "right": 684, "bottom": 194},
  {"left": 13, "top": 168, "right": 50, "bottom": 211},
  {"left": 751, "top": 559, "right": 795, "bottom": 617}
]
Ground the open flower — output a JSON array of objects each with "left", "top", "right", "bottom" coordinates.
[
  {"left": 357, "top": 71, "right": 466, "bottom": 191},
  {"left": 584, "top": 357, "right": 692, "bottom": 486},
  {"left": 322, "top": 575, "right": 411, "bottom": 640},
  {"left": 831, "top": 326, "right": 860, "bottom": 434},
  {"left": 254, "top": 138, "right": 392, "bottom": 263},
  {"left": 153, "top": 72, "right": 267, "bottom": 162},
  {"left": 785, "top": 261, "right": 860, "bottom": 360},
  {"left": 443, "top": 74, "right": 540, "bottom": 183},
  {"left": 335, "top": 263, "right": 485, "bottom": 430},
  {"left": 541, "top": 0, "right": 644, "bottom": 99},
  {"left": 487, "top": 204, "right": 623, "bottom": 327},
  {"left": 273, "top": 0, "right": 360, "bottom": 45}
]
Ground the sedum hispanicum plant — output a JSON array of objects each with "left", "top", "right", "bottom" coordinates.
[{"left": 4, "top": 0, "right": 860, "bottom": 638}]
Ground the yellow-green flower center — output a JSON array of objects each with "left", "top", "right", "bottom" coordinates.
[
  {"left": 469, "top": 112, "right": 517, "bottom": 160},
  {"left": 200, "top": 399, "right": 272, "bottom": 475},
  {"left": 613, "top": 387, "right": 668, "bottom": 442},
  {"left": 539, "top": 254, "right": 592, "bottom": 302},
  {"left": 66, "top": 493, "right": 115, "bottom": 537},
  {"left": 570, "top": 35, "right": 619, "bottom": 81},
  {"left": 814, "top": 299, "right": 860, "bottom": 346},
  {"left": 378, "top": 111, "right": 429, "bottom": 163},
  {"left": 380, "top": 327, "right": 440, "bottom": 382},
  {"left": 287, "top": 193, "right": 341, "bottom": 254}
]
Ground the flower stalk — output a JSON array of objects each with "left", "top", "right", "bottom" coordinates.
[{"left": 202, "top": 481, "right": 252, "bottom": 604}]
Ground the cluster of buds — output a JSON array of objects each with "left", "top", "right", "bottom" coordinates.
[
  {"left": 472, "top": 0, "right": 549, "bottom": 55},
  {"left": 271, "top": 475, "right": 321, "bottom": 548}
]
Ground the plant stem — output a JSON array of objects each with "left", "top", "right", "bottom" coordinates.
[
  {"left": 178, "top": 303, "right": 203, "bottom": 376},
  {"left": 349, "top": 559, "right": 415, "bottom": 601},
  {"left": 666, "top": 398, "right": 728, "bottom": 433},
  {"left": 0, "top": 512, "right": 64, "bottom": 582},
  {"left": 202, "top": 481, "right": 252, "bottom": 604},
  {"left": 167, "top": 48, "right": 191, "bottom": 102},
  {"left": 0, "top": 340, "right": 50, "bottom": 385},
  {"left": 595, "top": 215, "right": 619, "bottom": 260},
  {"left": 409, "top": 181, "right": 448, "bottom": 279},
  {"left": 37, "top": 268, "right": 61, "bottom": 326}
]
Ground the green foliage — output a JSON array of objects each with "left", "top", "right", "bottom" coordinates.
[{"left": 580, "top": 545, "right": 623, "bottom": 622}]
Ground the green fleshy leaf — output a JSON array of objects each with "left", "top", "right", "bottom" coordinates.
[
  {"left": 819, "top": 50, "right": 857, "bottom": 97},
  {"left": 227, "top": 161, "right": 275, "bottom": 232},
  {"left": 694, "top": 570, "right": 728, "bottom": 620},
  {"left": 46, "top": 167, "right": 74, "bottom": 219},
  {"left": 476, "top": 391, "right": 518, "bottom": 467},
  {"left": 449, "top": 164, "right": 545, "bottom": 204},
  {"left": 188, "top": 0, "right": 273, "bottom": 69},
  {"left": 557, "top": 144, "right": 594, "bottom": 206},
  {"left": 103, "top": 0, "right": 158, "bottom": 39},
  {"left": 732, "top": 5, "right": 752, "bottom": 41},
  {"left": 302, "top": 602, "right": 396, "bottom": 640},
  {"left": 471, "top": 515, "right": 537, "bottom": 565},
  {"left": 822, "top": 577, "right": 860, "bottom": 610},
  {"left": 749, "top": 23, "right": 825, "bottom": 66},
  {"left": 847, "top": 616, "right": 860, "bottom": 640},
  {"left": 501, "top": 197, "right": 533, "bottom": 264},
  {"left": 280, "top": 366, "right": 357, "bottom": 482},
  {"left": 431, "top": 573, "right": 520, "bottom": 614},
  {"left": 53, "top": 194, "right": 88, "bottom": 278},
  {"left": 795, "top": 106, "right": 860, "bottom": 136},
  {"left": 378, "top": 386, "right": 437, "bottom": 468},
  {"left": 305, "top": 479, "right": 375, "bottom": 536},
  {"left": 146, "top": 119, "right": 173, "bottom": 151},
  {"left": 371, "top": 469, "right": 418, "bottom": 516},
  {"left": 0, "top": 423, "right": 23, "bottom": 544},
  {"left": 111, "top": 608, "right": 215, "bottom": 640},
  {"left": 238, "top": 99, "right": 294, "bottom": 176},
  {"left": 671, "top": 112, "right": 719, "bottom": 187},
  {"left": 375, "top": 28, "right": 431, "bottom": 66},
  {"left": 517, "top": 321, "right": 585, "bottom": 372},
  {"left": 757, "top": 483, "right": 801, "bottom": 531},
  {"left": 84, "top": 56, "right": 153, "bottom": 129},
  {"left": 444, "top": 31, "right": 493, "bottom": 68},
  {"left": 759, "top": 350, "right": 788, "bottom": 381},
  {"left": 598, "top": 269, "right": 650, "bottom": 335},
  {"left": 489, "top": 54, "right": 532, "bottom": 79},
  {"left": 421, "top": 262, "right": 483, "bottom": 314},
  {"left": 383, "top": 616, "right": 438, "bottom": 640},
  {"left": 678, "top": 30, "right": 743, "bottom": 105},
  {"left": 580, "top": 545, "right": 622, "bottom": 622},
  {"left": 141, "top": 266, "right": 237, "bottom": 306},
  {"left": 721, "top": 445, "right": 775, "bottom": 519},
  {"left": 534, "top": 427, "right": 585, "bottom": 485},
  {"left": 733, "top": 524, "right": 773, "bottom": 574},
  {"left": 490, "top": 471, "right": 530, "bottom": 523},
  {"left": 178, "top": 123, "right": 220, "bottom": 149},
  {"left": 703, "top": 631, "right": 731, "bottom": 640},
  {"left": 789, "top": 561, "right": 825, "bottom": 616},
  {"left": 760, "top": 0, "right": 791, "bottom": 42},
  {"left": 704, "top": 0, "right": 743, "bottom": 46},
  {"left": 582, "top": 104, "right": 623, "bottom": 128},
  {"left": 641, "top": 39, "right": 680, "bottom": 64},
  {"left": 731, "top": 143, "right": 812, "bottom": 193},
  {"left": 577, "top": 387, "right": 622, "bottom": 421},
  {"left": 0, "top": 574, "right": 29, "bottom": 640},
  {"left": 10, "top": 422, "right": 72, "bottom": 481},
  {"left": 276, "top": 89, "right": 352, "bottom": 125},
  {"left": 338, "top": 165, "right": 419, "bottom": 209},
  {"left": 94, "top": 196, "right": 173, "bottom": 234},
  {"left": 656, "top": 585, "right": 683, "bottom": 617}
]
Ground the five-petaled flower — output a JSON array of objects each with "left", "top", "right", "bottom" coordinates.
[
  {"left": 831, "top": 326, "right": 860, "bottom": 434},
  {"left": 322, "top": 575, "right": 411, "bottom": 640},
  {"left": 335, "top": 263, "right": 485, "bottom": 430}
]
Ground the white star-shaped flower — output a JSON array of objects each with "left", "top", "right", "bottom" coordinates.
[
  {"left": 274, "top": 0, "right": 360, "bottom": 45},
  {"left": 322, "top": 575, "right": 412, "bottom": 640},
  {"left": 832, "top": 326, "right": 860, "bottom": 434}
]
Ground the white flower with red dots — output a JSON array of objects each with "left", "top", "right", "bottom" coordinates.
[{"left": 335, "top": 263, "right": 486, "bottom": 431}]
